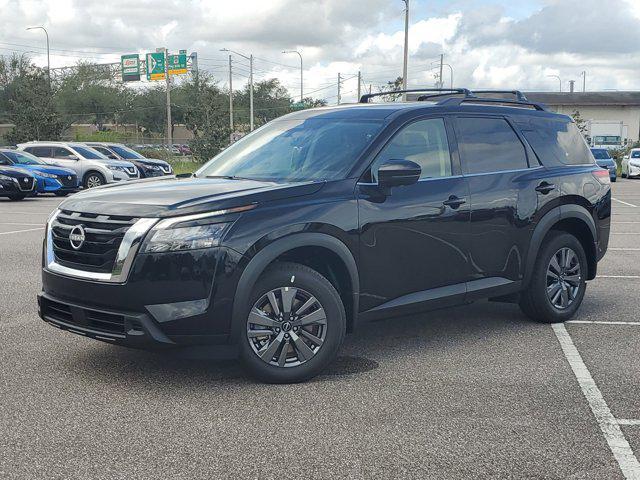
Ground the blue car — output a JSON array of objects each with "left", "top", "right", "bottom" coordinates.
[
  {"left": 0, "top": 148, "right": 80, "bottom": 196},
  {"left": 590, "top": 148, "right": 617, "bottom": 182}
]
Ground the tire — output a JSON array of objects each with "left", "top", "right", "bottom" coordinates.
[
  {"left": 238, "top": 261, "right": 346, "bottom": 383},
  {"left": 7, "top": 194, "right": 26, "bottom": 201},
  {"left": 520, "top": 232, "right": 588, "bottom": 323},
  {"left": 54, "top": 191, "right": 69, "bottom": 197},
  {"left": 622, "top": 172, "right": 627, "bottom": 179},
  {"left": 612, "top": 176, "right": 617, "bottom": 183},
  {"left": 83, "top": 172, "right": 105, "bottom": 189}
]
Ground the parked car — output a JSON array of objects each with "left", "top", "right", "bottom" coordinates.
[
  {"left": 37, "top": 89, "right": 610, "bottom": 383},
  {"left": 0, "top": 164, "right": 36, "bottom": 200},
  {"left": 174, "top": 144, "right": 192, "bottom": 156},
  {"left": 16, "top": 142, "right": 139, "bottom": 188},
  {"left": 0, "top": 148, "right": 79, "bottom": 196},
  {"left": 84, "top": 142, "right": 173, "bottom": 177},
  {"left": 622, "top": 148, "right": 640, "bottom": 179},
  {"left": 590, "top": 148, "right": 617, "bottom": 182}
]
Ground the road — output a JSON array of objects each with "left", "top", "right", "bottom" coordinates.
[{"left": 1, "top": 182, "right": 639, "bottom": 479}]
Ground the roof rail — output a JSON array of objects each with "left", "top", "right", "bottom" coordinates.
[
  {"left": 472, "top": 90, "right": 529, "bottom": 102},
  {"left": 437, "top": 96, "right": 547, "bottom": 111},
  {"left": 359, "top": 88, "right": 474, "bottom": 103}
]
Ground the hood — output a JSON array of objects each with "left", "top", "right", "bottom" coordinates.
[
  {"left": 0, "top": 166, "right": 35, "bottom": 178},
  {"left": 22, "top": 165, "right": 76, "bottom": 176},
  {"left": 135, "top": 158, "right": 170, "bottom": 167},
  {"left": 58, "top": 176, "right": 325, "bottom": 217},
  {"left": 96, "top": 159, "right": 136, "bottom": 168}
]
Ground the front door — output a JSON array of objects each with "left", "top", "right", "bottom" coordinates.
[{"left": 357, "top": 117, "right": 471, "bottom": 314}]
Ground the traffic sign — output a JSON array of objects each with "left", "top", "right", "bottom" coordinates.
[
  {"left": 146, "top": 52, "right": 165, "bottom": 81},
  {"left": 121, "top": 54, "right": 140, "bottom": 82},
  {"left": 168, "top": 51, "right": 187, "bottom": 75}
]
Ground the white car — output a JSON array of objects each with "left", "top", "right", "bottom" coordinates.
[
  {"left": 16, "top": 142, "right": 139, "bottom": 188},
  {"left": 622, "top": 149, "right": 640, "bottom": 179}
]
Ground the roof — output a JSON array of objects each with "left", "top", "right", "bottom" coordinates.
[{"left": 525, "top": 91, "right": 640, "bottom": 107}]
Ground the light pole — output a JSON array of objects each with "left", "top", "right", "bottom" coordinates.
[
  {"left": 282, "top": 50, "right": 303, "bottom": 103},
  {"left": 581, "top": 71, "right": 586, "bottom": 92},
  {"left": 547, "top": 75, "right": 562, "bottom": 92},
  {"left": 430, "top": 61, "right": 454, "bottom": 89},
  {"left": 221, "top": 48, "right": 254, "bottom": 131},
  {"left": 401, "top": 0, "right": 409, "bottom": 100},
  {"left": 443, "top": 63, "right": 453, "bottom": 89},
  {"left": 26, "top": 26, "right": 49, "bottom": 87}
]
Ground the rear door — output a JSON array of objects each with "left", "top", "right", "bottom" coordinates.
[
  {"left": 24, "top": 146, "right": 53, "bottom": 163},
  {"left": 453, "top": 115, "right": 540, "bottom": 297},
  {"left": 357, "top": 116, "right": 472, "bottom": 314}
]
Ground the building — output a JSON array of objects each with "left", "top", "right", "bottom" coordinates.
[{"left": 526, "top": 92, "right": 640, "bottom": 148}]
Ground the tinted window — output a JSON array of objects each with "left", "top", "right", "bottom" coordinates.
[
  {"left": 93, "top": 146, "right": 118, "bottom": 159},
  {"left": 197, "top": 118, "right": 382, "bottom": 182},
  {"left": 111, "top": 145, "right": 145, "bottom": 159},
  {"left": 2, "top": 150, "right": 44, "bottom": 165},
  {"left": 456, "top": 117, "right": 528, "bottom": 174},
  {"left": 631, "top": 151, "right": 640, "bottom": 159},
  {"left": 72, "top": 146, "right": 106, "bottom": 159},
  {"left": 52, "top": 147, "right": 75, "bottom": 159},
  {"left": 0, "top": 152, "right": 12, "bottom": 165},
  {"left": 591, "top": 149, "right": 611, "bottom": 160},
  {"left": 521, "top": 118, "right": 594, "bottom": 166},
  {"left": 372, "top": 118, "right": 452, "bottom": 181},
  {"left": 25, "top": 146, "right": 51, "bottom": 157}
]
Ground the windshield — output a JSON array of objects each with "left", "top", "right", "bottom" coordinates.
[
  {"left": 1, "top": 150, "right": 45, "bottom": 165},
  {"left": 72, "top": 145, "right": 107, "bottom": 160},
  {"left": 631, "top": 151, "right": 640, "bottom": 158},
  {"left": 591, "top": 149, "right": 611, "bottom": 160},
  {"left": 196, "top": 118, "right": 383, "bottom": 182},
  {"left": 111, "top": 145, "right": 145, "bottom": 160}
]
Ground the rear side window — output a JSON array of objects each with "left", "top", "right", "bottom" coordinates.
[
  {"left": 25, "top": 146, "right": 51, "bottom": 157},
  {"left": 456, "top": 117, "right": 528, "bottom": 175},
  {"left": 521, "top": 118, "right": 594, "bottom": 166}
]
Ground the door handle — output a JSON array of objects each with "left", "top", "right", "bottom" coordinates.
[
  {"left": 535, "top": 182, "right": 556, "bottom": 194},
  {"left": 443, "top": 195, "right": 466, "bottom": 209}
]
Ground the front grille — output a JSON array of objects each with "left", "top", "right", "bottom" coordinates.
[
  {"left": 57, "top": 174, "right": 77, "bottom": 187},
  {"left": 17, "top": 177, "right": 35, "bottom": 191},
  {"left": 51, "top": 210, "right": 138, "bottom": 274},
  {"left": 160, "top": 165, "right": 172, "bottom": 174},
  {"left": 42, "top": 298, "right": 125, "bottom": 335},
  {"left": 126, "top": 167, "right": 138, "bottom": 177}
]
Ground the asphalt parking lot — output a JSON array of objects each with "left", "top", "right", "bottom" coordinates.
[{"left": 1, "top": 185, "right": 639, "bottom": 480}]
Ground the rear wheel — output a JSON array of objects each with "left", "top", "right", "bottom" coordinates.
[
  {"left": 520, "top": 232, "right": 587, "bottom": 323},
  {"left": 83, "top": 172, "right": 105, "bottom": 189},
  {"left": 239, "top": 262, "right": 346, "bottom": 383}
]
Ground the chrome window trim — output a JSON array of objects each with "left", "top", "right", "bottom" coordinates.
[{"left": 45, "top": 210, "right": 158, "bottom": 283}]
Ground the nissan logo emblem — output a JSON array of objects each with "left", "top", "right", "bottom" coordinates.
[
  {"left": 69, "top": 225, "right": 86, "bottom": 250},
  {"left": 23, "top": 178, "right": 28, "bottom": 183},
  {"left": 67, "top": 176, "right": 72, "bottom": 180}
]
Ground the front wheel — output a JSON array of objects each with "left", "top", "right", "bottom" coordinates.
[
  {"left": 239, "top": 262, "right": 346, "bottom": 383},
  {"left": 520, "top": 232, "right": 588, "bottom": 323},
  {"left": 83, "top": 172, "right": 105, "bottom": 189},
  {"left": 7, "top": 194, "right": 26, "bottom": 201},
  {"left": 54, "top": 191, "right": 69, "bottom": 197}
]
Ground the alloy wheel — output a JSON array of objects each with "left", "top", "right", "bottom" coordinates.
[
  {"left": 247, "top": 286, "right": 327, "bottom": 367},
  {"left": 546, "top": 247, "right": 582, "bottom": 309},
  {"left": 86, "top": 175, "right": 103, "bottom": 188}
]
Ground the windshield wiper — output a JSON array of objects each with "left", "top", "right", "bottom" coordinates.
[{"left": 205, "top": 175, "right": 254, "bottom": 181}]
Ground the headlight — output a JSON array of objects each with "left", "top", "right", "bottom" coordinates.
[
  {"left": 630, "top": 161, "right": 640, "bottom": 167},
  {"left": 107, "top": 165, "right": 125, "bottom": 172},
  {"left": 141, "top": 223, "right": 228, "bottom": 253},
  {"left": 39, "top": 172, "right": 58, "bottom": 179},
  {"left": 0, "top": 174, "right": 11, "bottom": 181}
]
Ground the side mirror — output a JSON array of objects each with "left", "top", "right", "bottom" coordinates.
[
  {"left": 67, "top": 155, "right": 79, "bottom": 161},
  {"left": 624, "top": 156, "right": 629, "bottom": 160},
  {"left": 378, "top": 160, "right": 421, "bottom": 187}
]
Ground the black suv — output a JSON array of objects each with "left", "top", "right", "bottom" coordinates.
[{"left": 37, "top": 89, "right": 611, "bottom": 383}]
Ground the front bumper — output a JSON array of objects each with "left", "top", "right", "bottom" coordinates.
[
  {"left": 628, "top": 164, "right": 640, "bottom": 177},
  {"left": 37, "top": 177, "right": 80, "bottom": 193}
]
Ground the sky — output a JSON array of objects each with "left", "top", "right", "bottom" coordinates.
[{"left": 0, "top": 0, "right": 639, "bottom": 103}]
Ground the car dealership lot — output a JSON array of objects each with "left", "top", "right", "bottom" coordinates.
[{"left": 0, "top": 189, "right": 639, "bottom": 479}]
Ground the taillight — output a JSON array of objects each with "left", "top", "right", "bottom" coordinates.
[{"left": 592, "top": 169, "right": 611, "bottom": 185}]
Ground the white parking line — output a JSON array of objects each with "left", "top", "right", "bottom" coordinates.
[
  {"left": 0, "top": 222, "right": 44, "bottom": 226},
  {"left": 612, "top": 222, "right": 640, "bottom": 224},
  {"left": 618, "top": 420, "right": 640, "bottom": 426},
  {"left": 609, "top": 248, "right": 640, "bottom": 251},
  {"left": 613, "top": 198, "right": 639, "bottom": 207},
  {"left": 0, "top": 211, "right": 52, "bottom": 215},
  {"left": 597, "top": 275, "right": 640, "bottom": 279},
  {"left": 0, "top": 227, "right": 44, "bottom": 236},
  {"left": 567, "top": 320, "right": 640, "bottom": 326},
  {"left": 552, "top": 324, "right": 640, "bottom": 479}
]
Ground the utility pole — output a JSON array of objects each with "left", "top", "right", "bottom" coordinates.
[
  {"left": 438, "top": 54, "right": 444, "bottom": 89},
  {"left": 162, "top": 48, "right": 172, "bottom": 148},
  {"left": 221, "top": 48, "right": 254, "bottom": 131},
  {"left": 26, "top": 26, "right": 50, "bottom": 88},
  {"left": 581, "top": 71, "right": 586, "bottom": 92},
  {"left": 402, "top": 0, "right": 409, "bottom": 100},
  {"left": 357, "top": 71, "right": 362, "bottom": 101},
  {"left": 547, "top": 75, "right": 562, "bottom": 92},
  {"left": 337, "top": 73, "right": 341, "bottom": 105},
  {"left": 228, "top": 55, "right": 234, "bottom": 131}
]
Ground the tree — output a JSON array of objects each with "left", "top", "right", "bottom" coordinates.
[
  {"left": 571, "top": 109, "right": 589, "bottom": 137},
  {"left": 0, "top": 57, "right": 63, "bottom": 143},
  {"left": 377, "top": 76, "right": 404, "bottom": 102}
]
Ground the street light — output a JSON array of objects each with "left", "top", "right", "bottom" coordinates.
[
  {"left": 221, "top": 48, "right": 254, "bottom": 131},
  {"left": 26, "top": 26, "right": 50, "bottom": 87},
  {"left": 547, "top": 75, "right": 562, "bottom": 92},
  {"left": 282, "top": 50, "right": 303, "bottom": 103},
  {"left": 431, "top": 61, "right": 454, "bottom": 89}
]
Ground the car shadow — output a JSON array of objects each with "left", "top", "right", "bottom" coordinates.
[{"left": 59, "top": 300, "right": 538, "bottom": 388}]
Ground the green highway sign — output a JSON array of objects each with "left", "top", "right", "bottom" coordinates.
[
  {"left": 291, "top": 102, "right": 305, "bottom": 110},
  {"left": 120, "top": 54, "right": 140, "bottom": 82},
  {"left": 146, "top": 52, "right": 165, "bottom": 81},
  {"left": 168, "top": 51, "right": 187, "bottom": 75}
]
